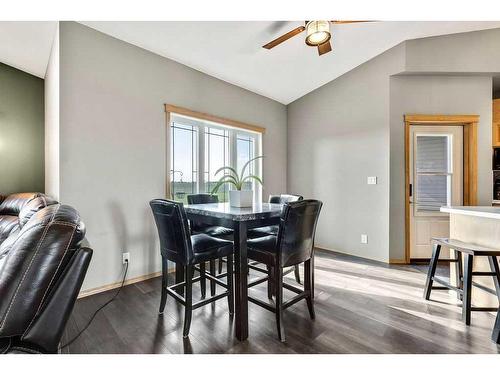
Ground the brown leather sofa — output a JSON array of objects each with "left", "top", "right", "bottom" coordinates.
[{"left": 0, "top": 193, "right": 92, "bottom": 354}]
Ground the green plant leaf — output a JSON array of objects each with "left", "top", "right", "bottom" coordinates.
[
  {"left": 210, "top": 176, "right": 239, "bottom": 194},
  {"left": 220, "top": 173, "right": 240, "bottom": 186},
  {"left": 239, "top": 155, "right": 264, "bottom": 181},
  {"left": 214, "top": 166, "right": 239, "bottom": 179},
  {"left": 241, "top": 174, "right": 263, "bottom": 187}
]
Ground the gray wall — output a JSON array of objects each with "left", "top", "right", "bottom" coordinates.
[
  {"left": 0, "top": 62, "right": 44, "bottom": 195},
  {"left": 288, "top": 28, "right": 500, "bottom": 263},
  {"left": 389, "top": 75, "right": 493, "bottom": 260},
  {"left": 58, "top": 22, "right": 287, "bottom": 291},
  {"left": 405, "top": 28, "right": 500, "bottom": 73},
  {"left": 287, "top": 45, "right": 405, "bottom": 263}
]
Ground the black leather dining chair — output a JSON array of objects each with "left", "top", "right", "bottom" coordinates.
[
  {"left": 246, "top": 199, "right": 322, "bottom": 342},
  {"left": 150, "top": 199, "right": 234, "bottom": 338},
  {"left": 248, "top": 194, "right": 303, "bottom": 286},
  {"left": 187, "top": 194, "right": 233, "bottom": 296}
]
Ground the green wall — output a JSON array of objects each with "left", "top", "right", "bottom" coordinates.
[{"left": 0, "top": 62, "right": 44, "bottom": 195}]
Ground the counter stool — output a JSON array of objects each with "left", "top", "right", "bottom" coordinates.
[{"left": 423, "top": 237, "right": 500, "bottom": 325}]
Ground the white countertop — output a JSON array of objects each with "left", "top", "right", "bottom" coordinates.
[{"left": 440, "top": 206, "right": 500, "bottom": 220}]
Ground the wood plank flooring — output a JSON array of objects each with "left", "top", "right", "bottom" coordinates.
[{"left": 62, "top": 249, "right": 500, "bottom": 354}]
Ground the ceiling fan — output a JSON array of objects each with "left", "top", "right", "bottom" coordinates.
[{"left": 262, "top": 20, "right": 372, "bottom": 56}]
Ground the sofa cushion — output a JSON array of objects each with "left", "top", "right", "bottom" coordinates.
[
  {"left": 0, "top": 193, "right": 41, "bottom": 215},
  {"left": 18, "top": 194, "right": 57, "bottom": 228},
  {"left": 0, "top": 193, "right": 57, "bottom": 247},
  {"left": 0, "top": 216, "right": 19, "bottom": 245}
]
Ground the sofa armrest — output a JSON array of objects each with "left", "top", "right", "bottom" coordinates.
[{"left": 21, "top": 247, "right": 93, "bottom": 353}]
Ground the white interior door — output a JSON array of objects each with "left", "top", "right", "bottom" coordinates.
[{"left": 409, "top": 125, "right": 463, "bottom": 259}]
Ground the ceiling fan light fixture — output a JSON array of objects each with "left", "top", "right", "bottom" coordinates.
[{"left": 305, "top": 21, "right": 331, "bottom": 46}]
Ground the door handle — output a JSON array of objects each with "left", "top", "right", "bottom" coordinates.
[{"left": 409, "top": 183, "right": 413, "bottom": 197}]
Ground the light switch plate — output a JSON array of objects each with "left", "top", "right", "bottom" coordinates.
[
  {"left": 361, "top": 234, "right": 368, "bottom": 244},
  {"left": 367, "top": 176, "right": 377, "bottom": 185}
]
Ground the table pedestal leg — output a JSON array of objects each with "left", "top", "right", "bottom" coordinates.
[{"left": 234, "top": 221, "right": 248, "bottom": 341}]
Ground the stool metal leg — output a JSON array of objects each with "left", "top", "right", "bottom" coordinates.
[
  {"left": 492, "top": 310, "right": 500, "bottom": 344},
  {"left": 424, "top": 244, "right": 441, "bottom": 300},
  {"left": 454, "top": 249, "right": 463, "bottom": 301},
  {"left": 488, "top": 256, "right": 500, "bottom": 304},
  {"left": 462, "top": 254, "right": 474, "bottom": 325}
]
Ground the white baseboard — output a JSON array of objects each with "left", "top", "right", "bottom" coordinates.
[{"left": 78, "top": 267, "right": 175, "bottom": 299}]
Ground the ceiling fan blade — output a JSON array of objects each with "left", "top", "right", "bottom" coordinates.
[
  {"left": 330, "top": 20, "right": 375, "bottom": 24},
  {"left": 318, "top": 41, "right": 332, "bottom": 56},
  {"left": 262, "top": 26, "right": 306, "bottom": 49}
]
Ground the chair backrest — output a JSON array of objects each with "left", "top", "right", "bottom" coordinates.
[
  {"left": 150, "top": 199, "right": 193, "bottom": 265},
  {"left": 268, "top": 194, "right": 303, "bottom": 204},
  {"left": 187, "top": 194, "right": 219, "bottom": 205},
  {"left": 276, "top": 199, "right": 322, "bottom": 267}
]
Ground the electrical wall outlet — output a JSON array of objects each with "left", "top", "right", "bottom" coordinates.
[
  {"left": 122, "top": 252, "right": 130, "bottom": 264},
  {"left": 367, "top": 176, "right": 377, "bottom": 185},
  {"left": 361, "top": 234, "right": 368, "bottom": 244}
]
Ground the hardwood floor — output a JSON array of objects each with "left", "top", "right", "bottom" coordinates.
[{"left": 62, "top": 249, "right": 500, "bottom": 354}]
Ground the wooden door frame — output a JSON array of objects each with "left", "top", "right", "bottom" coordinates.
[{"left": 404, "top": 114, "right": 479, "bottom": 263}]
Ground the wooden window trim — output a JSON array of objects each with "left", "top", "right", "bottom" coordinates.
[
  {"left": 164, "top": 104, "right": 265, "bottom": 134},
  {"left": 164, "top": 104, "right": 264, "bottom": 200},
  {"left": 404, "top": 114, "right": 479, "bottom": 264}
]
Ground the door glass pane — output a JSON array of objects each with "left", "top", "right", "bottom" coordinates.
[
  {"left": 205, "top": 127, "right": 230, "bottom": 202},
  {"left": 170, "top": 123, "right": 197, "bottom": 203},
  {"left": 237, "top": 134, "right": 255, "bottom": 191},
  {"left": 416, "top": 135, "right": 449, "bottom": 173},
  {"left": 416, "top": 174, "right": 451, "bottom": 212}
]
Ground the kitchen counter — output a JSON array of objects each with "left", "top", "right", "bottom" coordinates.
[
  {"left": 441, "top": 206, "right": 500, "bottom": 308},
  {"left": 441, "top": 206, "right": 500, "bottom": 220}
]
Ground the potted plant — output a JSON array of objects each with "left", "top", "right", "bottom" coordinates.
[{"left": 211, "top": 156, "right": 263, "bottom": 207}]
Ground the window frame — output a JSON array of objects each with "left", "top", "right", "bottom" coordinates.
[
  {"left": 167, "top": 112, "right": 263, "bottom": 203},
  {"left": 413, "top": 133, "right": 453, "bottom": 214}
]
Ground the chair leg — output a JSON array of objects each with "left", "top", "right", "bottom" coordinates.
[
  {"left": 423, "top": 244, "right": 441, "bottom": 300},
  {"left": 294, "top": 265, "right": 302, "bottom": 284},
  {"left": 455, "top": 249, "right": 463, "bottom": 301},
  {"left": 227, "top": 254, "right": 234, "bottom": 315},
  {"left": 304, "top": 259, "right": 315, "bottom": 320},
  {"left": 311, "top": 253, "right": 315, "bottom": 300},
  {"left": 219, "top": 257, "right": 224, "bottom": 274},
  {"left": 462, "top": 254, "right": 473, "bottom": 325},
  {"left": 175, "top": 262, "right": 185, "bottom": 296},
  {"left": 159, "top": 257, "right": 168, "bottom": 314},
  {"left": 275, "top": 266, "right": 286, "bottom": 342},
  {"left": 488, "top": 256, "right": 500, "bottom": 304},
  {"left": 209, "top": 260, "right": 216, "bottom": 296},
  {"left": 183, "top": 265, "right": 194, "bottom": 338},
  {"left": 267, "top": 266, "right": 274, "bottom": 299},
  {"left": 492, "top": 310, "right": 500, "bottom": 344},
  {"left": 200, "top": 261, "right": 206, "bottom": 299}
]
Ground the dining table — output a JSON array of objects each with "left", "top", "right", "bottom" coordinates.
[{"left": 183, "top": 201, "right": 283, "bottom": 341}]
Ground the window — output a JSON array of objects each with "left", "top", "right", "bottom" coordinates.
[
  {"left": 169, "top": 114, "right": 262, "bottom": 203},
  {"left": 414, "top": 135, "right": 452, "bottom": 212}
]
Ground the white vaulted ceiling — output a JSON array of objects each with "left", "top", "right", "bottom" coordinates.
[
  {"left": 0, "top": 21, "right": 57, "bottom": 77},
  {"left": 80, "top": 21, "right": 500, "bottom": 104},
  {"left": 1, "top": 21, "right": 500, "bottom": 101}
]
